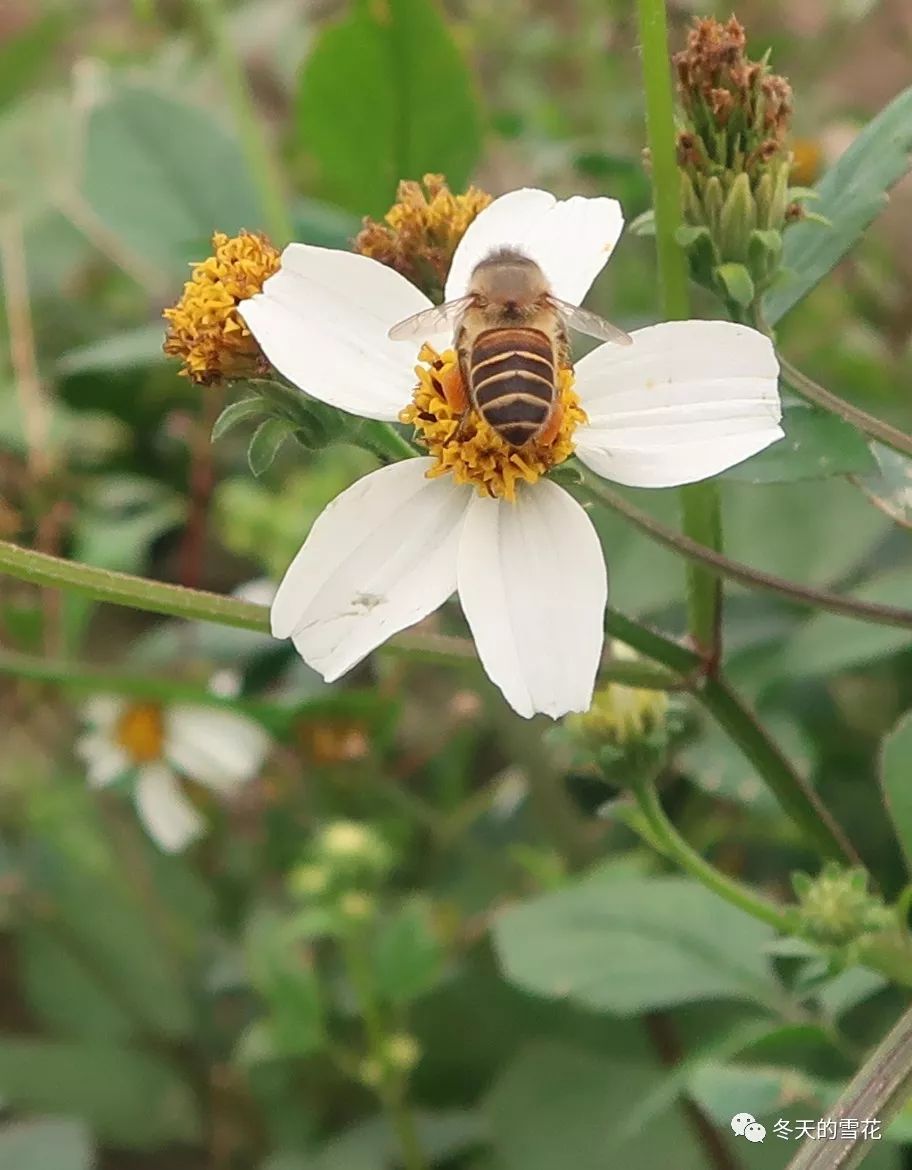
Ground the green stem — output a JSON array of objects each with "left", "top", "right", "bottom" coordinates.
[
  {"left": 0, "top": 537, "right": 853, "bottom": 860},
  {"left": 193, "top": 0, "right": 293, "bottom": 245},
  {"left": 636, "top": 0, "right": 722, "bottom": 660},
  {"left": 629, "top": 770, "right": 789, "bottom": 931},
  {"left": 785, "top": 1002, "right": 912, "bottom": 1170},
  {"left": 577, "top": 471, "right": 912, "bottom": 632},
  {"left": 603, "top": 609, "right": 860, "bottom": 865},
  {"left": 342, "top": 932, "right": 427, "bottom": 1170}
]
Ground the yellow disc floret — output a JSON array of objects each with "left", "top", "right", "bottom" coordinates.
[
  {"left": 163, "top": 230, "right": 280, "bottom": 384},
  {"left": 116, "top": 703, "right": 165, "bottom": 764},
  {"left": 354, "top": 174, "right": 492, "bottom": 299},
  {"left": 399, "top": 346, "right": 586, "bottom": 503}
]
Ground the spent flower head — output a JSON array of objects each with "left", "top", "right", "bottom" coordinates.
[
  {"left": 672, "top": 15, "right": 813, "bottom": 314},
  {"left": 163, "top": 230, "right": 280, "bottom": 384},
  {"left": 354, "top": 173, "right": 493, "bottom": 300}
]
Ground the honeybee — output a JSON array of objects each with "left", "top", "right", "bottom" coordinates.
[{"left": 388, "top": 247, "right": 632, "bottom": 448}]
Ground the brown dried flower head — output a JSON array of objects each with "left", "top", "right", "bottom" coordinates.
[
  {"left": 163, "top": 230, "right": 281, "bottom": 385},
  {"left": 354, "top": 174, "right": 492, "bottom": 300}
]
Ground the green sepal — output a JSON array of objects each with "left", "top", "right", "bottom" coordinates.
[{"left": 714, "top": 262, "right": 756, "bottom": 308}]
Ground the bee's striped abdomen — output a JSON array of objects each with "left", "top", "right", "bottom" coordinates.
[{"left": 469, "top": 328, "right": 556, "bottom": 448}]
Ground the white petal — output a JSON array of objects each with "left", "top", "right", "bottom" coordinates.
[
  {"left": 445, "top": 188, "right": 624, "bottom": 306},
  {"left": 135, "top": 764, "right": 206, "bottom": 853},
  {"left": 81, "top": 695, "right": 125, "bottom": 730},
  {"left": 232, "top": 577, "right": 277, "bottom": 606},
  {"left": 272, "top": 459, "right": 470, "bottom": 681},
  {"left": 76, "top": 733, "right": 129, "bottom": 787},
  {"left": 164, "top": 706, "right": 269, "bottom": 793},
  {"left": 575, "top": 320, "right": 783, "bottom": 488},
  {"left": 238, "top": 244, "right": 431, "bottom": 421},
  {"left": 457, "top": 483, "right": 607, "bottom": 719}
]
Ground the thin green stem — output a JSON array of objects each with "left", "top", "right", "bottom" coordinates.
[
  {"left": 342, "top": 932, "right": 427, "bottom": 1170},
  {"left": 785, "top": 1002, "right": 912, "bottom": 1170},
  {"left": 577, "top": 471, "right": 912, "bottom": 632},
  {"left": 629, "top": 771, "right": 790, "bottom": 931},
  {"left": 193, "top": 0, "right": 293, "bottom": 245},
  {"left": 0, "top": 537, "right": 853, "bottom": 860},
  {"left": 636, "top": 0, "right": 722, "bottom": 660}
]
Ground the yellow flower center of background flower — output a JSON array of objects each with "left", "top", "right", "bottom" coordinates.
[
  {"left": 163, "top": 230, "right": 280, "bottom": 384},
  {"left": 399, "top": 346, "right": 586, "bottom": 502},
  {"left": 116, "top": 703, "right": 165, "bottom": 764}
]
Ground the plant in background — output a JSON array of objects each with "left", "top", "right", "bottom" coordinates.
[{"left": 76, "top": 693, "right": 270, "bottom": 850}]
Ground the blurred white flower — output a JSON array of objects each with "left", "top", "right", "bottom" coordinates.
[
  {"left": 76, "top": 695, "right": 270, "bottom": 852},
  {"left": 239, "top": 187, "right": 782, "bottom": 719}
]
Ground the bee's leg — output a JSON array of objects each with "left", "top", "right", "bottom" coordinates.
[
  {"left": 436, "top": 363, "right": 470, "bottom": 415},
  {"left": 537, "top": 401, "right": 564, "bottom": 447}
]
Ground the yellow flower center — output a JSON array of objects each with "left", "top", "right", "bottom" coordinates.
[
  {"left": 115, "top": 703, "right": 165, "bottom": 764},
  {"left": 399, "top": 346, "right": 586, "bottom": 502},
  {"left": 354, "top": 174, "right": 493, "bottom": 297},
  {"left": 163, "top": 230, "right": 280, "bottom": 384}
]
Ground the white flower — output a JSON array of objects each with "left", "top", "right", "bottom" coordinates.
[
  {"left": 239, "top": 187, "right": 783, "bottom": 720},
  {"left": 76, "top": 694, "right": 270, "bottom": 851}
]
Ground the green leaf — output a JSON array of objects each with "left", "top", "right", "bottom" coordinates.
[
  {"left": 248, "top": 417, "right": 295, "bottom": 476},
  {"left": 212, "top": 395, "right": 273, "bottom": 441},
  {"left": 756, "top": 567, "right": 912, "bottom": 681},
  {"left": 295, "top": 0, "right": 482, "bottom": 216},
  {"left": 486, "top": 1041, "right": 706, "bottom": 1170},
  {"left": 714, "top": 262, "right": 755, "bottom": 308},
  {"left": 0, "top": 1119, "right": 92, "bottom": 1170},
  {"left": 0, "top": 1040, "right": 200, "bottom": 1149},
  {"left": 764, "top": 84, "right": 912, "bottom": 324},
  {"left": 0, "top": 11, "right": 68, "bottom": 113},
  {"left": 816, "top": 967, "right": 887, "bottom": 1019},
  {"left": 83, "top": 84, "right": 266, "bottom": 275},
  {"left": 244, "top": 910, "right": 326, "bottom": 1058},
  {"left": 19, "top": 927, "right": 134, "bottom": 1042},
  {"left": 56, "top": 324, "right": 168, "bottom": 375},
  {"left": 859, "top": 443, "right": 912, "bottom": 527},
  {"left": 493, "top": 872, "right": 781, "bottom": 1015},
  {"left": 723, "top": 404, "right": 876, "bottom": 483},
  {"left": 881, "top": 711, "right": 912, "bottom": 874},
  {"left": 373, "top": 897, "right": 443, "bottom": 1006}
]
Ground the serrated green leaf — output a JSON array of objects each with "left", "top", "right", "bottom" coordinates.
[
  {"left": 881, "top": 710, "right": 912, "bottom": 875},
  {"left": 723, "top": 404, "right": 875, "bottom": 483},
  {"left": 0, "top": 1119, "right": 92, "bottom": 1170},
  {"left": 83, "top": 84, "right": 266, "bottom": 275},
  {"left": 212, "top": 395, "right": 272, "bottom": 441},
  {"left": 494, "top": 872, "right": 781, "bottom": 1015},
  {"left": 765, "top": 84, "right": 912, "bottom": 324},
  {"left": 0, "top": 1040, "right": 200, "bottom": 1149},
  {"left": 295, "top": 0, "right": 482, "bottom": 216},
  {"left": 248, "top": 417, "right": 295, "bottom": 475}
]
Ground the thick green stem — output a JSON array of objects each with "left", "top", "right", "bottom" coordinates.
[
  {"left": 630, "top": 771, "right": 790, "bottom": 931},
  {"left": 635, "top": 0, "right": 722, "bottom": 660},
  {"left": 785, "top": 1002, "right": 912, "bottom": 1170},
  {"left": 193, "top": 0, "right": 293, "bottom": 245},
  {"left": 603, "top": 609, "right": 859, "bottom": 865}
]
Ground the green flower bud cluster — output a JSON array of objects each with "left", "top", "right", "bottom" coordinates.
[
  {"left": 288, "top": 820, "right": 395, "bottom": 930},
  {"left": 792, "top": 864, "right": 894, "bottom": 949},
  {"left": 358, "top": 1033, "right": 422, "bottom": 1088},
  {"left": 672, "top": 16, "right": 820, "bottom": 316},
  {"left": 559, "top": 644, "right": 679, "bottom": 782}
]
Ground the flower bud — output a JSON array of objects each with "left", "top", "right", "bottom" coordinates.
[
  {"left": 792, "top": 864, "right": 893, "bottom": 948},
  {"left": 672, "top": 16, "right": 817, "bottom": 316},
  {"left": 315, "top": 820, "right": 393, "bottom": 881}
]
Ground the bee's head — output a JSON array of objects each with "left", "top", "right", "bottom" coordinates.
[{"left": 468, "top": 249, "right": 549, "bottom": 320}]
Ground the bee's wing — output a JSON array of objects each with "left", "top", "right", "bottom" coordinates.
[
  {"left": 387, "top": 296, "right": 475, "bottom": 341},
  {"left": 550, "top": 297, "right": 634, "bottom": 346}
]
